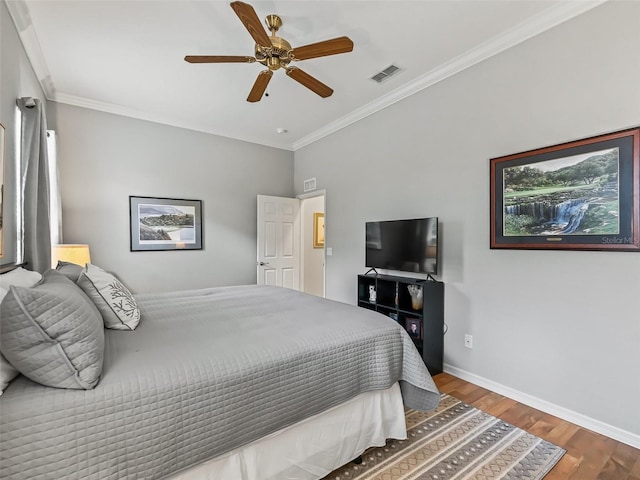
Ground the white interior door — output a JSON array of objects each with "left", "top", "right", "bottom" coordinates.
[{"left": 257, "top": 195, "right": 300, "bottom": 289}]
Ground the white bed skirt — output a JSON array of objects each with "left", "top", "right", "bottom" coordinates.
[{"left": 168, "top": 383, "right": 406, "bottom": 480}]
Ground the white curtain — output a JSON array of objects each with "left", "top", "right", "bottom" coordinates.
[{"left": 17, "top": 97, "right": 51, "bottom": 273}]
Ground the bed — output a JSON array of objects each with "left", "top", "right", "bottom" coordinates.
[{"left": 0, "top": 269, "right": 440, "bottom": 480}]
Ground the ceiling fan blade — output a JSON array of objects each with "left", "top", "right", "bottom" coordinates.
[
  {"left": 230, "top": 1, "right": 272, "bottom": 47},
  {"left": 247, "top": 70, "right": 273, "bottom": 102},
  {"left": 286, "top": 67, "right": 333, "bottom": 98},
  {"left": 184, "top": 55, "right": 256, "bottom": 64},
  {"left": 291, "top": 36, "right": 354, "bottom": 61}
]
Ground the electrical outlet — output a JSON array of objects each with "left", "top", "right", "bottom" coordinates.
[{"left": 464, "top": 334, "right": 473, "bottom": 349}]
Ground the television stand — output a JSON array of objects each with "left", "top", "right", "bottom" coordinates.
[{"left": 357, "top": 273, "right": 444, "bottom": 374}]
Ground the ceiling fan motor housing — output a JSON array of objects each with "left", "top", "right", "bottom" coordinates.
[{"left": 255, "top": 27, "right": 293, "bottom": 70}]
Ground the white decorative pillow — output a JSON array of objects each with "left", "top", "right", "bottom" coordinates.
[
  {"left": 77, "top": 264, "right": 140, "bottom": 330},
  {"left": 0, "top": 267, "right": 42, "bottom": 290}
]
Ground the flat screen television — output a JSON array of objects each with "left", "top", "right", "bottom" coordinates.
[{"left": 365, "top": 217, "right": 438, "bottom": 275}]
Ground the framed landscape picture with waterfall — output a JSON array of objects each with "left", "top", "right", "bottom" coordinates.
[
  {"left": 490, "top": 127, "right": 639, "bottom": 251},
  {"left": 130, "top": 196, "right": 202, "bottom": 251}
]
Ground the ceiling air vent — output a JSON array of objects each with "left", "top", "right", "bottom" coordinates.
[
  {"left": 370, "top": 64, "right": 401, "bottom": 83},
  {"left": 303, "top": 177, "right": 317, "bottom": 192}
]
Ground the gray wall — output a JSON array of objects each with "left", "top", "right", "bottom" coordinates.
[
  {"left": 294, "top": 2, "right": 640, "bottom": 439},
  {"left": 47, "top": 102, "right": 293, "bottom": 293},
  {"left": 0, "top": 0, "right": 46, "bottom": 265}
]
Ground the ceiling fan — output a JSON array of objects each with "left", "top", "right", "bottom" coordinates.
[{"left": 185, "top": 1, "right": 354, "bottom": 102}]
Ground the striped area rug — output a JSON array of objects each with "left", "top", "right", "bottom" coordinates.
[{"left": 324, "top": 394, "right": 565, "bottom": 480}]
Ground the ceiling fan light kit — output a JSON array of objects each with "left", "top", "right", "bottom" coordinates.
[{"left": 185, "top": 1, "right": 354, "bottom": 103}]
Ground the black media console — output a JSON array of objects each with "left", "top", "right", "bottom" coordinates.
[{"left": 357, "top": 273, "right": 444, "bottom": 374}]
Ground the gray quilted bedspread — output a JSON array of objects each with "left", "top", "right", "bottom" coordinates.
[{"left": 0, "top": 285, "right": 440, "bottom": 480}]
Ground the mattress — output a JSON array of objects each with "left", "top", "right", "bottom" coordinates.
[{"left": 0, "top": 285, "right": 439, "bottom": 479}]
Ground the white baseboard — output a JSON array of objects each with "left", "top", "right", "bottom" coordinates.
[{"left": 443, "top": 363, "right": 640, "bottom": 449}]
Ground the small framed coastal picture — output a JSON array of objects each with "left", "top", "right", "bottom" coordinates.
[{"left": 130, "top": 196, "right": 202, "bottom": 251}]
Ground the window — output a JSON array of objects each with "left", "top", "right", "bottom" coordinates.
[
  {"left": 13, "top": 104, "right": 60, "bottom": 264},
  {"left": 47, "top": 130, "right": 61, "bottom": 246}
]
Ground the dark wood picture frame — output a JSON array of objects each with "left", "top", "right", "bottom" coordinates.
[
  {"left": 490, "top": 127, "right": 640, "bottom": 251},
  {"left": 130, "top": 196, "right": 203, "bottom": 251}
]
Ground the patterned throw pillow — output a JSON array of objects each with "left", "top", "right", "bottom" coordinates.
[{"left": 77, "top": 264, "right": 141, "bottom": 330}]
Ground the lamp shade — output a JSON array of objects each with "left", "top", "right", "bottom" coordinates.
[{"left": 51, "top": 244, "right": 91, "bottom": 268}]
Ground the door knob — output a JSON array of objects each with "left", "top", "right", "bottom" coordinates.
[{"left": 258, "top": 261, "right": 270, "bottom": 266}]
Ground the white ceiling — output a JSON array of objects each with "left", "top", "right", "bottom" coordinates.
[{"left": 7, "top": 0, "right": 604, "bottom": 151}]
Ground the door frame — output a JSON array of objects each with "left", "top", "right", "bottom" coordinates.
[{"left": 297, "top": 190, "right": 326, "bottom": 297}]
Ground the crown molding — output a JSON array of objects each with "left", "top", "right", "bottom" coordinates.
[
  {"left": 50, "top": 92, "right": 293, "bottom": 151},
  {"left": 291, "top": 0, "right": 607, "bottom": 151},
  {"left": 5, "top": 0, "right": 55, "bottom": 98}
]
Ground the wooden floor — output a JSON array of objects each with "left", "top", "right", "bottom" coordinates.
[{"left": 434, "top": 373, "right": 640, "bottom": 480}]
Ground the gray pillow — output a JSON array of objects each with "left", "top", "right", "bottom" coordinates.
[
  {"left": 0, "top": 270, "right": 104, "bottom": 389},
  {"left": 77, "top": 264, "right": 141, "bottom": 331},
  {"left": 0, "top": 266, "right": 44, "bottom": 393},
  {"left": 55, "top": 260, "right": 84, "bottom": 282}
]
